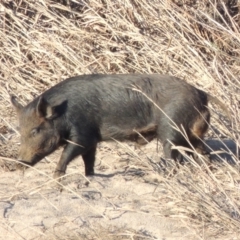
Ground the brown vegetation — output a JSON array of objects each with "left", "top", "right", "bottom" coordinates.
[{"left": 0, "top": 0, "right": 239, "bottom": 239}]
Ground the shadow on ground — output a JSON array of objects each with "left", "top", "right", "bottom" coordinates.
[{"left": 205, "top": 139, "right": 239, "bottom": 163}]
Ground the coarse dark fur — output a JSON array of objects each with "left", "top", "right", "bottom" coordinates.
[{"left": 11, "top": 74, "right": 224, "bottom": 178}]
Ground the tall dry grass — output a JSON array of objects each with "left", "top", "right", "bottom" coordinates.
[{"left": 0, "top": 0, "right": 240, "bottom": 239}]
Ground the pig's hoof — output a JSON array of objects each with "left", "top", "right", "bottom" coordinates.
[
  {"left": 53, "top": 171, "right": 66, "bottom": 191},
  {"left": 85, "top": 169, "right": 94, "bottom": 176},
  {"left": 53, "top": 170, "right": 65, "bottom": 180},
  {"left": 47, "top": 181, "right": 63, "bottom": 191},
  {"left": 16, "top": 162, "right": 28, "bottom": 171}
]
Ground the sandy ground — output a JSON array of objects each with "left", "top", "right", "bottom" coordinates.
[
  {"left": 0, "top": 106, "right": 238, "bottom": 240},
  {"left": 0, "top": 139, "right": 189, "bottom": 240},
  {"left": 0, "top": 129, "right": 239, "bottom": 240}
]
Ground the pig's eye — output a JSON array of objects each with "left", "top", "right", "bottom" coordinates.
[{"left": 31, "top": 127, "right": 40, "bottom": 136}]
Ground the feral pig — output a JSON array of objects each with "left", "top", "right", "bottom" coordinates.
[{"left": 11, "top": 74, "right": 226, "bottom": 178}]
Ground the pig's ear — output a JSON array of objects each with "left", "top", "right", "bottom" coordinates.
[
  {"left": 36, "top": 97, "right": 67, "bottom": 120},
  {"left": 37, "top": 97, "right": 54, "bottom": 119},
  {"left": 10, "top": 95, "right": 23, "bottom": 114}
]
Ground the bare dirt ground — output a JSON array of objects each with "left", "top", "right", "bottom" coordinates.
[
  {"left": 0, "top": 140, "right": 192, "bottom": 240},
  {"left": 0, "top": 0, "right": 240, "bottom": 239},
  {"left": 0, "top": 119, "right": 239, "bottom": 239}
]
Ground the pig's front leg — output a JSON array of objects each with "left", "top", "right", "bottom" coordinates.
[
  {"left": 53, "top": 142, "right": 84, "bottom": 179},
  {"left": 53, "top": 139, "right": 97, "bottom": 178}
]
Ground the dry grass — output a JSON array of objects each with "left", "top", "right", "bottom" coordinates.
[{"left": 0, "top": 0, "right": 240, "bottom": 239}]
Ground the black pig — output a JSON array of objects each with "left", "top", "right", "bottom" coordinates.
[{"left": 11, "top": 74, "right": 225, "bottom": 178}]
